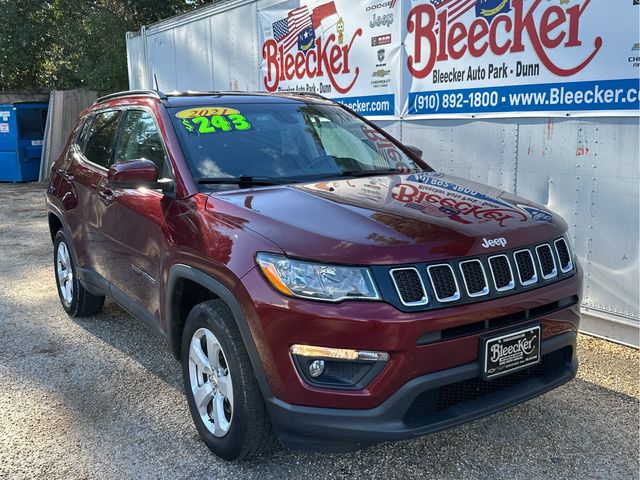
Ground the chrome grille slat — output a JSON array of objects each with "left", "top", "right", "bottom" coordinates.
[
  {"left": 536, "top": 244, "right": 558, "bottom": 279},
  {"left": 513, "top": 249, "right": 538, "bottom": 286},
  {"left": 554, "top": 238, "right": 573, "bottom": 273},
  {"left": 427, "top": 264, "right": 461, "bottom": 302},
  {"left": 459, "top": 259, "right": 489, "bottom": 297},
  {"left": 488, "top": 255, "right": 515, "bottom": 292},
  {"left": 390, "top": 268, "right": 428, "bottom": 306}
]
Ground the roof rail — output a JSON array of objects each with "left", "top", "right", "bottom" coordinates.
[
  {"left": 164, "top": 90, "right": 222, "bottom": 97},
  {"left": 94, "top": 89, "right": 166, "bottom": 104},
  {"left": 284, "top": 91, "right": 328, "bottom": 100}
]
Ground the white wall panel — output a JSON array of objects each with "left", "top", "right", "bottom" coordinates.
[
  {"left": 146, "top": 29, "right": 177, "bottom": 90},
  {"left": 400, "top": 120, "right": 518, "bottom": 193},
  {"left": 516, "top": 118, "right": 639, "bottom": 326},
  {"left": 210, "top": 3, "right": 260, "bottom": 91},
  {"left": 125, "top": 32, "right": 146, "bottom": 90},
  {"left": 173, "top": 20, "right": 214, "bottom": 91}
]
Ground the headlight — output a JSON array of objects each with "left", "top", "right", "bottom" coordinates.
[{"left": 256, "top": 253, "right": 380, "bottom": 302}]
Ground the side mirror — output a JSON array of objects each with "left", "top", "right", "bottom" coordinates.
[
  {"left": 108, "top": 159, "right": 170, "bottom": 190},
  {"left": 405, "top": 145, "right": 423, "bottom": 159}
]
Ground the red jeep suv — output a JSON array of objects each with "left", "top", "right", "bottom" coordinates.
[{"left": 47, "top": 90, "right": 582, "bottom": 460}]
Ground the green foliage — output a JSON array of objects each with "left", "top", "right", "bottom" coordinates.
[{"left": 0, "top": 0, "right": 210, "bottom": 92}]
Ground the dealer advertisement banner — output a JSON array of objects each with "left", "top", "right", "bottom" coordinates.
[
  {"left": 260, "top": 0, "right": 640, "bottom": 118},
  {"left": 404, "top": 0, "right": 640, "bottom": 117},
  {"left": 259, "top": 0, "right": 402, "bottom": 117}
]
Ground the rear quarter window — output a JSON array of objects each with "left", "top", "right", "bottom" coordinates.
[{"left": 74, "top": 115, "right": 94, "bottom": 152}]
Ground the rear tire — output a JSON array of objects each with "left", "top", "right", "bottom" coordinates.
[
  {"left": 181, "top": 299, "right": 275, "bottom": 460},
  {"left": 53, "top": 230, "right": 105, "bottom": 317}
]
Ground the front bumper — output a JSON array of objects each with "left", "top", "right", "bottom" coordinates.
[
  {"left": 236, "top": 266, "right": 582, "bottom": 409},
  {"left": 264, "top": 332, "right": 577, "bottom": 452}
]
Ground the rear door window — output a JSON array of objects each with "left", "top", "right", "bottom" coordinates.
[{"left": 83, "top": 110, "right": 121, "bottom": 169}]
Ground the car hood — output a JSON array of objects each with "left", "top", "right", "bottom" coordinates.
[{"left": 206, "top": 172, "right": 567, "bottom": 265}]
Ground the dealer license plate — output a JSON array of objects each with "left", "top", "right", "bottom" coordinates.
[{"left": 483, "top": 325, "right": 541, "bottom": 379}]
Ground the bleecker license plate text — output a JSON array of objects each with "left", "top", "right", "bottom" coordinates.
[{"left": 483, "top": 326, "right": 541, "bottom": 379}]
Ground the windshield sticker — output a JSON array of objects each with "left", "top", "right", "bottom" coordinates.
[
  {"left": 175, "top": 107, "right": 240, "bottom": 119},
  {"left": 181, "top": 114, "right": 252, "bottom": 135}
]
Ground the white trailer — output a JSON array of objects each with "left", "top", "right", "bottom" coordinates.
[{"left": 126, "top": 0, "right": 640, "bottom": 346}]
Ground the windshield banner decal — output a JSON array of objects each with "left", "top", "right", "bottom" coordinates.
[{"left": 179, "top": 113, "right": 252, "bottom": 135}]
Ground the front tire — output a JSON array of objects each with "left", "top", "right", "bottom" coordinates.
[
  {"left": 53, "top": 230, "right": 105, "bottom": 316},
  {"left": 181, "top": 300, "right": 275, "bottom": 460}
]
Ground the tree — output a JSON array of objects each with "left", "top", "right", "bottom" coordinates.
[{"left": 0, "top": 0, "right": 212, "bottom": 92}]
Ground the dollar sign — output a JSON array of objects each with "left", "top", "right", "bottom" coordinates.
[{"left": 182, "top": 118, "right": 194, "bottom": 132}]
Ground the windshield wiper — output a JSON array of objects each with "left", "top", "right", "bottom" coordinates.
[{"left": 196, "top": 176, "right": 291, "bottom": 187}]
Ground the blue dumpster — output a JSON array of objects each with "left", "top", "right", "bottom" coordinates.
[{"left": 0, "top": 102, "right": 48, "bottom": 182}]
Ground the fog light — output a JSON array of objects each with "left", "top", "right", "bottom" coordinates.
[
  {"left": 308, "top": 359, "right": 325, "bottom": 378},
  {"left": 290, "top": 344, "right": 390, "bottom": 390}
]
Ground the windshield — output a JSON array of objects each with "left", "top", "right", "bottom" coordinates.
[{"left": 168, "top": 102, "right": 430, "bottom": 187}]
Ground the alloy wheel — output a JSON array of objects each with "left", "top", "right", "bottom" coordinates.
[
  {"left": 188, "top": 327, "right": 234, "bottom": 437},
  {"left": 56, "top": 241, "right": 74, "bottom": 307}
]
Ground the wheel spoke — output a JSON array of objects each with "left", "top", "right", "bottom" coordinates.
[
  {"left": 217, "top": 374, "right": 233, "bottom": 405},
  {"left": 189, "top": 338, "right": 212, "bottom": 375},
  {"left": 204, "top": 331, "right": 221, "bottom": 369},
  {"left": 211, "top": 393, "right": 230, "bottom": 436},
  {"left": 193, "top": 381, "right": 214, "bottom": 411}
]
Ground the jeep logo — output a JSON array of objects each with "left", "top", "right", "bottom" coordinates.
[{"left": 481, "top": 237, "right": 507, "bottom": 248}]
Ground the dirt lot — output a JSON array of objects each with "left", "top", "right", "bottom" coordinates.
[{"left": 1, "top": 184, "right": 638, "bottom": 480}]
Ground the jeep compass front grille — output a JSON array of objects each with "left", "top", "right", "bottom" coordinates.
[{"left": 383, "top": 237, "right": 575, "bottom": 311}]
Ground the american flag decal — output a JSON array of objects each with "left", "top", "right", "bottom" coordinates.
[{"left": 272, "top": 6, "right": 313, "bottom": 53}]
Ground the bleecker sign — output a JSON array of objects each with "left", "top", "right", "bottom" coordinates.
[
  {"left": 263, "top": 29, "right": 362, "bottom": 94},
  {"left": 261, "top": 0, "right": 639, "bottom": 118},
  {"left": 404, "top": 0, "right": 639, "bottom": 117},
  {"left": 407, "top": 0, "right": 600, "bottom": 79},
  {"left": 259, "top": 0, "right": 402, "bottom": 117}
]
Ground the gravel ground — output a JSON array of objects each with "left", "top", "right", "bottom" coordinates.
[{"left": 0, "top": 183, "right": 638, "bottom": 480}]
